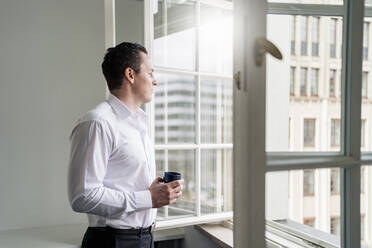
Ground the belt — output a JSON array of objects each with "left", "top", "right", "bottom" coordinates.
[{"left": 104, "top": 223, "right": 156, "bottom": 235}]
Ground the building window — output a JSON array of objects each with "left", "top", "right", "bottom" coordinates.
[
  {"left": 361, "top": 120, "right": 366, "bottom": 148},
  {"left": 362, "top": 167, "right": 365, "bottom": 193},
  {"left": 331, "top": 119, "right": 340, "bottom": 147},
  {"left": 291, "top": 16, "right": 296, "bottom": 55},
  {"left": 303, "top": 217, "right": 315, "bottom": 228},
  {"left": 290, "top": 67, "right": 295, "bottom": 96},
  {"left": 311, "top": 68, "right": 319, "bottom": 96},
  {"left": 362, "top": 72, "right": 368, "bottom": 98},
  {"left": 361, "top": 215, "right": 365, "bottom": 240},
  {"left": 300, "top": 67, "right": 307, "bottom": 96},
  {"left": 330, "top": 168, "right": 340, "bottom": 194},
  {"left": 301, "top": 16, "right": 308, "bottom": 56},
  {"left": 303, "top": 169, "right": 315, "bottom": 196},
  {"left": 330, "top": 18, "right": 337, "bottom": 58},
  {"left": 311, "top": 17, "right": 319, "bottom": 56},
  {"left": 363, "top": 22, "right": 369, "bottom": 60},
  {"left": 304, "top": 119, "right": 315, "bottom": 147},
  {"left": 329, "top": 69, "right": 336, "bottom": 97},
  {"left": 330, "top": 217, "right": 340, "bottom": 235}
]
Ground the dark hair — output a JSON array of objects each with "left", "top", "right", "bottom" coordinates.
[{"left": 101, "top": 42, "right": 148, "bottom": 91}]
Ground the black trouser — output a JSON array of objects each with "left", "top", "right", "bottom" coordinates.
[{"left": 81, "top": 226, "right": 154, "bottom": 248}]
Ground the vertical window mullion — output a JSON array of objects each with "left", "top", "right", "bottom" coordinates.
[
  {"left": 341, "top": 0, "right": 364, "bottom": 247},
  {"left": 196, "top": 0, "right": 201, "bottom": 217}
]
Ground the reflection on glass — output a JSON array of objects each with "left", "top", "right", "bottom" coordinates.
[
  {"left": 361, "top": 166, "right": 369, "bottom": 247},
  {"left": 168, "top": 150, "right": 195, "bottom": 217},
  {"left": 154, "top": 73, "right": 196, "bottom": 144},
  {"left": 266, "top": 169, "right": 341, "bottom": 245},
  {"left": 155, "top": 150, "right": 165, "bottom": 219},
  {"left": 201, "top": 149, "right": 233, "bottom": 215},
  {"left": 153, "top": 0, "right": 196, "bottom": 70},
  {"left": 266, "top": 15, "right": 343, "bottom": 152},
  {"left": 200, "top": 4, "right": 233, "bottom": 74},
  {"left": 154, "top": 78, "right": 165, "bottom": 144},
  {"left": 268, "top": 0, "right": 342, "bottom": 4},
  {"left": 201, "top": 77, "right": 233, "bottom": 144}
]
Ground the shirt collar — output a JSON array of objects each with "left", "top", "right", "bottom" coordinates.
[{"left": 107, "top": 93, "right": 148, "bottom": 123}]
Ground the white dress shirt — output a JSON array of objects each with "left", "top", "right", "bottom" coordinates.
[{"left": 68, "top": 94, "right": 157, "bottom": 229}]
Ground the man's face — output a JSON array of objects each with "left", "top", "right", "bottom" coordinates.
[{"left": 133, "top": 52, "right": 157, "bottom": 104}]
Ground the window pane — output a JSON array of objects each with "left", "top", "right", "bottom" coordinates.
[
  {"left": 155, "top": 150, "right": 165, "bottom": 219},
  {"left": 200, "top": 149, "right": 232, "bottom": 215},
  {"left": 153, "top": 0, "right": 196, "bottom": 70},
  {"left": 330, "top": 18, "right": 337, "bottom": 57},
  {"left": 266, "top": 169, "right": 341, "bottom": 245},
  {"left": 165, "top": 74, "right": 196, "bottom": 144},
  {"left": 300, "top": 67, "right": 307, "bottom": 95},
  {"left": 266, "top": 15, "right": 343, "bottom": 152},
  {"left": 168, "top": 150, "right": 196, "bottom": 217},
  {"left": 311, "top": 17, "right": 319, "bottom": 56},
  {"left": 200, "top": 4, "right": 232, "bottom": 75},
  {"left": 364, "top": 22, "right": 369, "bottom": 60},
  {"left": 154, "top": 77, "right": 165, "bottom": 144},
  {"left": 291, "top": 16, "right": 296, "bottom": 55},
  {"left": 362, "top": 72, "right": 368, "bottom": 98},
  {"left": 311, "top": 68, "right": 319, "bottom": 96},
  {"left": 331, "top": 119, "right": 340, "bottom": 147},
  {"left": 361, "top": 166, "right": 369, "bottom": 247},
  {"left": 201, "top": 77, "right": 233, "bottom": 144},
  {"left": 300, "top": 16, "right": 308, "bottom": 56}
]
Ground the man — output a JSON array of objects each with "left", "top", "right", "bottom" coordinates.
[{"left": 68, "top": 42, "right": 182, "bottom": 248}]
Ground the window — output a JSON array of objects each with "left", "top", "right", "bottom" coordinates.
[
  {"left": 301, "top": 16, "right": 308, "bottom": 56},
  {"left": 330, "top": 216, "right": 340, "bottom": 235},
  {"left": 303, "top": 217, "right": 315, "bottom": 228},
  {"left": 361, "top": 167, "right": 365, "bottom": 193},
  {"left": 329, "top": 69, "right": 336, "bottom": 97},
  {"left": 361, "top": 120, "right": 366, "bottom": 148},
  {"left": 361, "top": 215, "right": 365, "bottom": 240},
  {"left": 290, "top": 66, "right": 295, "bottom": 95},
  {"left": 362, "top": 72, "right": 368, "bottom": 98},
  {"left": 330, "top": 168, "right": 340, "bottom": 194},
  {"left": 330, "top": 18, "right": 337, "bottom": 57},
  {"left": 300, "top": 67, "right": 307, "bottom": 96},
  {"left": 303, "top": 169, "right": 315, "bottom": 196},
  {"left": 291, "top": 16, "right": 295, "bottom": 55},
  {"left": 311, "top": 17, "right": 319, "bottom": 56},
  {"left": 304, "top": 119, "right": 315, "bottom": 147},
  {"left": 152, "top": 0, "right": 233, "bottom": 222},
  {"left": 331, "top": 119, "right": 340, "bottom": 147},
  {"left": 363, "top": 22, "right": 369, "bottom": 60},
  {"left": 310, "top": 68, "right": 319, "bottom": 96}
]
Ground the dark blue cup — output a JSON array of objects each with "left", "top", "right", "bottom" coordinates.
[{"left": 163, "top": 171, "right": 181, "bottom": 183}]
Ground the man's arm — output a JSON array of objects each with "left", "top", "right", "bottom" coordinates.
[{"left": 67, "top": 120, "right": 152, "bottom": 219}]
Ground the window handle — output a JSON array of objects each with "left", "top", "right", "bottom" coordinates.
[{"left": 255, "top": 37, "right": 283, "bottom": 66}]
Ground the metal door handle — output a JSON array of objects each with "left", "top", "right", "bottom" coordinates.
[{"left": 255, "top": 37, "right": 283, "bottom": 66}]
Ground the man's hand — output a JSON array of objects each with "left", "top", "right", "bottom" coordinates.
[{"left": 149, "top": 177, "right": 183, "bottom": 208}]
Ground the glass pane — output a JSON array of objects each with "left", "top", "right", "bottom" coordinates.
[
  {"left": 200, "top": 149, "right": 233, "bottom": 215},
  {"left": 268, "top": 0, "right": 343, "bottom": 4},
  {"left": 200, "top": 3, "right": 233, "bottom": 75},
  {"left": 168, "top": 150, "right": 196, "bottom": 217},
  {"left": 153, "top": 0, "right": 196, "bottom": 70},
  {"left": 362, "top": 18, "right": 371, "bottom": 151},
  {"left": 154, "top": 77, "right": 165, "bottom": 144},
  {"left": 201, "top": 77, "right": 233, "bottom": 144},
  {"left": 266, "top": 15, "right": 343, "bottom": 152},
  {"left": 361, "top": 166, "right": 368, "bottom": 247},
  {"left": 166, "top": 74, "right": 196, "bottom": 144},
  {"left": 266, "top": 169, "right": 341, "bottom": 246},
  {"left": 155, "top": 150, "right": 165, "bottom": 219}
]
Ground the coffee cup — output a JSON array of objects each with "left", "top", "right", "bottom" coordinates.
[{"left": 163, "top": 171, "right": 181, "bottom": 183}]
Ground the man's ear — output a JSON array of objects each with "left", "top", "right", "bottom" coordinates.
[{"left": 124, "top": 67, "right": 135, "bottom": 84}]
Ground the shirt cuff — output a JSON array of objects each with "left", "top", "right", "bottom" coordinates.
[{"left": 134, "top": 190, "right": 153, "bottom": 210}]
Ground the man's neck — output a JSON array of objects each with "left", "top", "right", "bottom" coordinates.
[{"left": 111, "top": 91, "right": 141, "bottom": 113}]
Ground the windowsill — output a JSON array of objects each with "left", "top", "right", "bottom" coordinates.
[
  {"left": 195, "top": 223, "right": 233, "bottom": 248},
  {"left": 0, "top": 223, "right": 185, "bottom": 248}
]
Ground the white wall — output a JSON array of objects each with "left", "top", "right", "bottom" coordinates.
[{"left": 0, "top": 0, "right": 105, "bottom": 231}]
